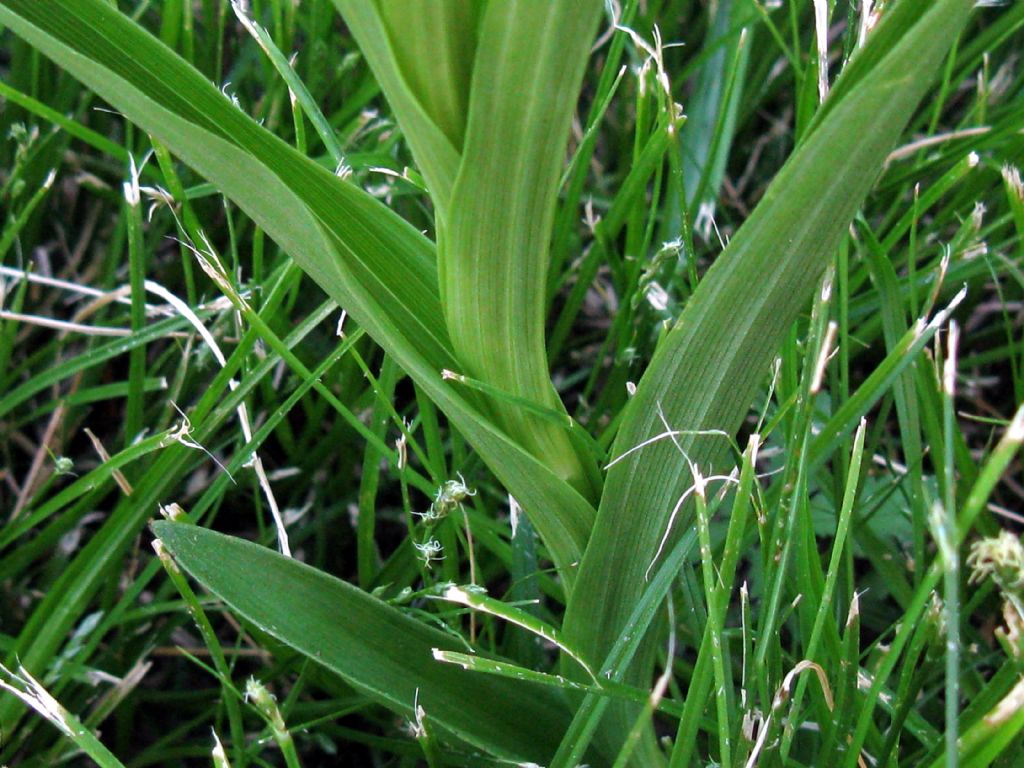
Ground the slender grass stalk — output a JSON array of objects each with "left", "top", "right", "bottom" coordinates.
[
  {"left": 846, "top": 403, "right": 1024, "bottom": 766},
  {"left": 245, "top": 677, "right": 303, "bottom": 768},
  {"left": 668, "top": 434, "right": 758, "bottom": 767},
  {"left": 778, "top": 418, "right": 867, "bottom": 761},
  {"left": 123, "top": 158, "right": 147, "bottom": 447},
  {"left": 941, "top": 322, "right": 962, "bottom": 768},
  {"left": 152, "top": 536, "right": 246, "bottom": 764},
  {"left": 0, "top": 664, "right": 127, "bottom": 768},
  {"left": 233, "top": 2, "right": 345, "bottom": 169},
  {"left": 693, "top": 471, "right": 732, "bottom": 766},
  {"left": 0, "top": 167, "right": 55, "bottom": 260}
]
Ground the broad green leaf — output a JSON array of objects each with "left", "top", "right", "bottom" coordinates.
[
  {"left": 152, "top": 522, "right": 576, "bottom": 763},
  {"left": 0, "top": 0, "right": 593, "bottom": 598},
  {"left": 337, "top": 0, "right": 605, "bottom": 499},
  {"left": 562, "top": 0, "right": 976, "bottom": 751},
  {"left": 441, "top": 0, "right": 605, "bottom": 500},
  {"left": 332, "top": 0, "right": 462, "bottom": 216},
  {"left": 374, "top": 0, "right": 479, "bottom": 152}
]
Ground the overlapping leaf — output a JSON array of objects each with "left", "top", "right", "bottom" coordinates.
[
  {"left": 335, "top": 1, "right": 605, "bottom": 498},
  {"left": 563, "top": 0, "right": 976, "bottom": 753},
  {"left": 442, "top": 0, "right": 605, "bottom": 499},
  {"left": 0, "top": 0, "right": 594, "bottom": 595},
  {"left": 153, "top": 522, "right": 578, "bottom": 763},
  {"left": 333, "top": 0, "right": 462, "bottom": 214},
  {"left": 374, "top": 0, "right": 478, "bottom": 154}
]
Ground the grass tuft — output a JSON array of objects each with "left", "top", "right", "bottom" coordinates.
[{"left": 1, "top": 1, "right": 1022, "bottom": 766}]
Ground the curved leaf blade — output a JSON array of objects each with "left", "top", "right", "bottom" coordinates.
[
  {"left": 332, "top": 0, "right": 463, "bottom": 215},
  {"left": 563, "top": 0, "right": 976, "bottom": 738},
  {"left": 374, "top": 0, "right": 479, "bottom": 153},
  {"left": 441, "top": 0, "right": 606, "bottom": 499},
  {"left": 152, "top": 522, "right": 574, "bottom": 762}
]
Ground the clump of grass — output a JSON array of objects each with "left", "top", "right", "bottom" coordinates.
[{"left": 1, "top": 1, "right": 1023, "bottom": 766}]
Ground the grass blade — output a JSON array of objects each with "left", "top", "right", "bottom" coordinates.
[{"left": 373, "top": 0, "right": 478, "bottom": 153}]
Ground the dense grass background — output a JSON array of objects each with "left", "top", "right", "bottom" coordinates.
[{"left": 2, "top": 0, "right": 1023, "bottom": 765}]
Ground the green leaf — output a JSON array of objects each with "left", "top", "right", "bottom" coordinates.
[
  {"left": 0, "top": 0, "right": 593, "bottom": 595},
  {"left": 373, "top": 0, "right": 479, "bottom": 153},
  {"left": 439, "top": 0, "right": 606, "bottom": 499},
  {"left": 338, "top": 0, "right": 606, "bottom": 498},
  {"left": 677, "top": 0, "right": 755, "bottom": 210},
  {"left": 152, "top": 522, "right": 575, "bottom": 763},
  {"left": 332, "top": 0, "right": 463, "bottom": 215},
  {"left": 562, "top": 0, "right": 976, "bottom": 748}
]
